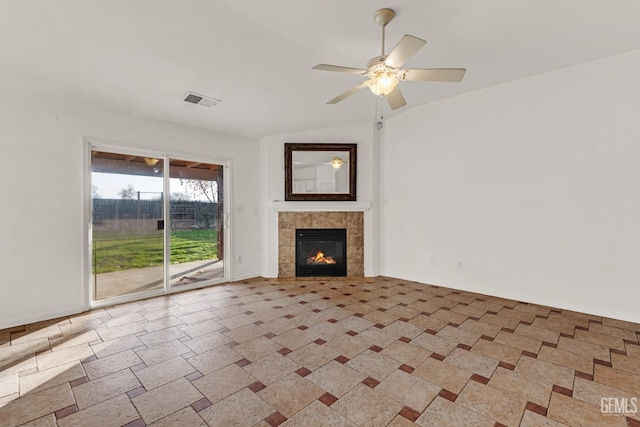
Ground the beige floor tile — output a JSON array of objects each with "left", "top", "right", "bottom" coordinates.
[
  {"left": 36, "top": 344, "right": 94, "bottom": 371},
  {"left": 626, "top": 343, "right": 640, "bottom": 359},
  {"left": 538, "top": 345, "right": 594, "bottom": 374},
  {"left": 520, "top": 409, "right": 570, "bottom": 427},
  {"left": 383, "top": 321, "right": 425, "bottom": 340},
  {"left": 479, "top": 313, "right": 520, "bottom": 330},
  {"left": 431, "top": 309, "right": 468, "bottom": 325},
  {"left": 134, "top": 356, "right": 196, "bottom": 390},
  {"left": 387, "top": 414, "right": 419, "bottom": 427},
  {"left": 345, "top": 349, "right": 401, "bottom": 381},
  {"left": 187, "top": 345, "right": 242, "bottom": 375},
  {"left": 589, "top": 323, "right": 638, "bottom": 341},
  {"left": 357, "top": 327, "right": 401, "bottom": 348},
  {"left": 515, "top": 324, "right": 560, "bottom": 344},
  {"left": 336, "top": 315, "right": 375, "bottom": 333},
  {"left": 192, "top": 364, "right": 255, "bottom": 403},
  {"left": 73, "top": 368, "right": 141, "bottom": 409},
  {"left": 556, "top": 336, "right": 610, "bottom": 362},
  {"left": 286, "top": 342, "right": 340, "bottom": 371},
  {"left": 601, "top": 317, "right": 640, "bottom": 332},
  {"left": 415, "top": 396, "right": 495, "bottom": 427},
  {"left": 244, "top": 352, "right": 300, "bottom": 385},
  {"left": 0, "top": 383, "right": 74, "bottom": 427},
  {"left": 407, "top": 314, "right": 449, "bottom": 332},
  {"left": 261, "top": 317, "right": 297, "bottom": 335},
  {"left": 332, "top": 383, "right": 403, "bottom": 426},
  {"left": 18, "top": 413, "right": 57, "bottom": 427},
  {"left": 457, "top": 380, "right": 527, "bottom": 426},
  {"left": 0, "top": 355, "right": 37, "bottom": 379},
  {"left": 531, "top": 318, "right": 576, "bottom": 336},
  {"left": 436, "top": 325, "right": 481, "bottom": 346},
  {"left": 305, "top": 360, "right": 366, "bottom": 398},
  {"left": 135, "top": 339, "right": 191, "bottom": 366},
  {"left": 83, "top": 349, "right": 142, "bottom": 380},
  {"left": 225, "top": 322, "right": 270, "bottom": 343},
  {"left": 233, "top": 336, "right": 282, "bottom": 361},
  {"left": 376, "top": 370, "right": 440, "bottom": 412},
  {"left": 496, "top": 307, "right": 537, "bottom": 323},
  {"left": 272, "top": 328, "right": 316, "bottom": 351},
  {"left": 471, "top": 338, "right": 522, "bottom": 365},
  {"left": 199, "top": 388, "right": 273, "bottom": 426},
  {"left": 258, "top": 373, "right": 324, "bottom": 418},
  {"left": 511, "top": 303, "right": 551, "bottom": 317},
  {"left": 177, "top": 310, "right": 218, "bottom": 326},
  {"left": 573, "top": 376, "right": 639, "bottom": 422},
  {"left": 57, "top": 394, "right": 139, "bottom": 427},
  {"left": 412, "top": 357, "right": 473, "bottom": 394},
  {"left": 142, "top": 316, "right": 185, "bottom": 334},
  {"left": 0, "top": 373, "right": 18, "bottom": 398},
  {"left": 493, "top": 330, "right": 542, "bottom": 354},
  {"left": 410, "top": 333, "right": 458, "bottom": 356},
  {"left": 547, "top": 391, "right": 627, "bottom": 427},
  {"left": 59, "top": 319, "right": 107, "bottom": 337},
  {"left": 282, "top": 400, "right": 357, "bottom": 427},
  {"left": 96, "top": 323, "right": 145, "bottom": 342},
  {"left": 0, "top": 339, "right": 49, "bottom": 364},
  {"left": 610, "top": 352, "right": 640, "bottom": 374},
  {"left": 19, "top": 361, "right": 85, "bottom": 395},
  {"left": 594, "top": 364, "right": 640, "bottom": 395},
  {"left": 138, "top": 327, "right": 188, "bottom": 348},
  {"left": 444, "top": 348, "right": 498, "bottom": 378},
  {"left": 380, "top": 341, "right": 431, "bottom": 368},
  {"left": 90, "top": 334, "right": 143, "bottom": 359},
  {"left": 10, "top": 325, "right": 62, "bottom": 345},
  {"left": 515, "top": 356, "right": 574, "bottom": 390},
  {"left": 488, "top": 367, "right": 553, "bottom": 408},
  {"left": 133, "top": 377, "right": 203, "bottom": 424},
  {"left": 103, "top": 312, "right": 146, "bottom": 329},
  {"left": 147, "top": 406, "right": 206, "bottom": 427},
  {"left": 324, "top": 334, "right": 372, "bottom": 359},
  {"left": 458, "top": 319, "right": 502, "bottom": 337},
  {"left": 49, "top": 330, "right": 101, "bottom": 351},
  {"left": 573, "top": 329, "right": 625, "bottom": 351}
]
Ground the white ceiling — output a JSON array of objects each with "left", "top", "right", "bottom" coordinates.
[{"left": 1, "top": 0, "right": 639, "bottom": 139}]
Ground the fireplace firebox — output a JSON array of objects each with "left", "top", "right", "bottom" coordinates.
[{"left": 295, "top": 229, "right": 347, "bottom": 277}]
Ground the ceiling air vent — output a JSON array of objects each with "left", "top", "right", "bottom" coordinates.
[{"left": 183, "top": 91, "right": 220, "bottom": 108}]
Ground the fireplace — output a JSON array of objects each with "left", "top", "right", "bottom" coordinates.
[{"left": 296, "top": 228, "right": 347, "bottom": 277}]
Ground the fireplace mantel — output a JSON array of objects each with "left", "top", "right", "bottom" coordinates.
[{"left": 270, "top": 200, "right": 371, "bottom": 212}]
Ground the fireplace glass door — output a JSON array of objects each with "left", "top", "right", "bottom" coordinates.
[{"left": 296, "top": 229, "right": 347, "bottom": 277}]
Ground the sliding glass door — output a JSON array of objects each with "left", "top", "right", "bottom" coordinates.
[
  {"left": 168, "top": 159, "right": 224, "bottom": 289},
  {"left": 89, "top": 147, "right": 226, "bottom": 304}
]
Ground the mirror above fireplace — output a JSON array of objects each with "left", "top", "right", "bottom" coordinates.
[{"left": 285, "top": 143, "right": 357, "bottom": 201}]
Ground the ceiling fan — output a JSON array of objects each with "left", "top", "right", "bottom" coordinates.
[{"left": 313, "top": 8, "right": 466, "bottom": 110}]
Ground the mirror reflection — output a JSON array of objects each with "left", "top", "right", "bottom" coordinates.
[{"left": 292, "top": 151, "right": 350, "bottom": 194}]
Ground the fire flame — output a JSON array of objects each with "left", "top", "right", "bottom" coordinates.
[{"left": 307, "top": 250, "right": 336, "bottom": 265}]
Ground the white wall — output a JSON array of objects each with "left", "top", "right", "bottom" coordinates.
[
  {"left": 0, "top": 90, "right": 261, "bottom": 329},
  {"left": 380, "top": 49, "right": 640, "bottom": 323},
  {"left": 259, "top": 123, "right": 377, "bottom": 277}
]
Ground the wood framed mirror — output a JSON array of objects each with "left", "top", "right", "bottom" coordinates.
[{"left": 285, "top": 143, "right": 357, "bottom": 201}]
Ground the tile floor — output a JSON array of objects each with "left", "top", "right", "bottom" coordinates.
[{"left": 1, "top": 277, "right": 639, "bottom": 427}]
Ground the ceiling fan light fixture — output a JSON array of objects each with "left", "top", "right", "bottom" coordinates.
[
  {"left": 144, "top": 157, "right": 160, "bottom": 166},
  {"left": 330, "top": 156, "right": 344, "bottom": 169},
  {"left": 369, "top": 72, "right": 399, "bottom": 96}
]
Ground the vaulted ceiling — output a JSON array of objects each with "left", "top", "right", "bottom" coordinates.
[{"left": 1, "top": 0, "right": 639, "bottom": 138}]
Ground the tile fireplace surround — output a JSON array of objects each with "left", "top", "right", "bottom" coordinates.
[{"left": 278, "top": 212, "right": 364, "bottom": 278}]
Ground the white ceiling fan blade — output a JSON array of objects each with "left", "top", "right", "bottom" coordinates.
[
  {"left": 385, "top": 86, "right": 407, "bottom": 110},
  {"left": 326, "top": 81, "right": 370, "bottom": 104},
  {"left": 385, "top": 35, "right": 427, "bottom": 68},
  {"left": 313, "top": 64, "right": 367, "bottom": 75},
  {"left": 401, "top": 68, "right": 466, "bottom": 82}
]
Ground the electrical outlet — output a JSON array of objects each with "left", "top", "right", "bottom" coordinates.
[
  {"left": 236, "top": 254, "right": 242, "bottom": 263},
  {"left": 429, "top": 257, "right": 435, "bottom": 265},
  {"left": 457, "top": 261, "right": 463, "bottom": 269}
]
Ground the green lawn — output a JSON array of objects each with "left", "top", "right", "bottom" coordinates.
[{"left": 93, "top": 229, "right": 218, "bottom": 274}]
